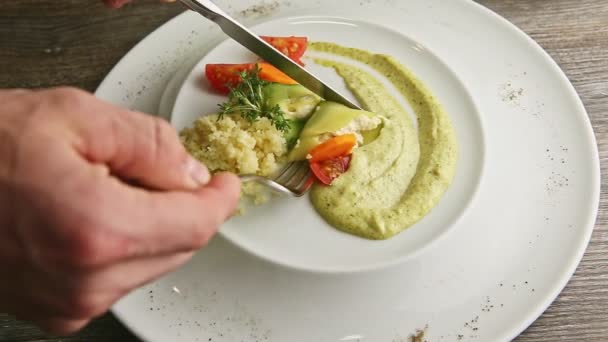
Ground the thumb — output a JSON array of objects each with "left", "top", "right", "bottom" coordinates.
[{"left": 77, "top": 100, "right": 210, "bottom": 191}]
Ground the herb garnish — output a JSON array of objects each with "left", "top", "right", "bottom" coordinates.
[{"left": 218, "top": 64, "right": 289, "bottom": 132}]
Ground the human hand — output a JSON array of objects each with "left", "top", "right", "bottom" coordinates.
[
  {"left": 102, "top": 0, "right": 176, "bottom": 9},
  {"left": 0, "top": 87, "right": 240, "bottom": 335}
]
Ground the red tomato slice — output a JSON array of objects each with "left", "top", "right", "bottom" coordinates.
[
  {"left": 205, "top": 63, "right": 250, "bottom": 94},
  {"left": 261, "top": 36, "right": 307, "bottom": 65},
  {"left": 205, "top": 63, "right": 297, "bottom": 94},
  {"left": 310, "top": 155, "right": 352, "bottom": 185}
]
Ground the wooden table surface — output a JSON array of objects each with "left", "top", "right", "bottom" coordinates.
[{"left": 0, "top": 0, "right": 606, "bottom": 341}]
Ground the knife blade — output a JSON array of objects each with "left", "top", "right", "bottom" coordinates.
[{"left": 179, "top": 0, "right": 361, "bottom": 110}]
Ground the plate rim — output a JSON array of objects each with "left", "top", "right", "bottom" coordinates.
[{"left": 464, "top": 1, "right": 601, "bottom": 339}]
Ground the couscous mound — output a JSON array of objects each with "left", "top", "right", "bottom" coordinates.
[{"left": 180, "top": 113, "right": 287, "bottom": 205}]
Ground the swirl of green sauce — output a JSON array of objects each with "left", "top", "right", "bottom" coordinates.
[{"left": 308, "top": 42, "right": 458, "bottom": 240}]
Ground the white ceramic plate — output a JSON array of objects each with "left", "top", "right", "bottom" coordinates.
[
  {"left": 96, "top": 0, "right": 600, "bottom": 340},
  {"left": 170, "top": 15, "right": 486, "bottom": 273}
]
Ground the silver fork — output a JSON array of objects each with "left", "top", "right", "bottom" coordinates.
[{"left": 239, "top": 161, "right": 314, "bottom": 197}]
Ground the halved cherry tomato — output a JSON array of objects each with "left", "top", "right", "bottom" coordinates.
[
  {"left": 205, "top": 62, "right": 297, "bottom": 94},
  {"left": 309, "top": 134, "right": 357, "bottom": 163},
  {"left": 205, "top": 64, "right": 247, "bottom": 93},
  {"left": 261, "top": 36, "right": 307, "bottom": 65},
  {"left": 310, "top": 155, "right": 351, "bottom": 185}
]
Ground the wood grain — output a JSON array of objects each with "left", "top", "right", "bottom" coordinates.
[{"left": 0, "top": 0, "right": 606, "bottom": 341}]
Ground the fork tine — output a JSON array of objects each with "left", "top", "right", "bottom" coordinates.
[
  {"left": 274, "top": 161, "right": 300, "bottom": 184},
  {"left": 281, "top": 161, "right": 300, "bottom": 182},
  {"left": 240, "top": 160, "right": 315, "bottom": 197},
  {"left": 286, "top": 162, "right": 308, "bottom": 188},
  {"left": 293, "top": 168, "right": 313, "bottom": 196},
  {"left": 281, "top": 162, "right": 311, "bottom": 195},
  {"left": 273, "top": 162, "right": 295, "bottom": 182}
]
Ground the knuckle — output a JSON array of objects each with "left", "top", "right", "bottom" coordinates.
[
  {"left": 58, "top": 217, "right": 133, "bottom": 270},
  {"left": 150, "top": 117, "right": 182, "bottom": 160},
  {"left": 190, "top": 226, "right": 213, "bottom": 249},
  {"left": 50, "top": 86, "right": 88, "bottom": 100},
  {"left": 51, "top": 186, "right": 133, "bottom": 269},
  {"left": 61, "top": 224, "right": 108, "bottom": 269},
  {"left": 152, "top": 116, "right": 174, "bottom": 139},
  {"left": 62, "top": 213, "right": 120, "bottom": 269},
  {"left": 47, "top": 87, "right": 91, "bottom": 111},
  {"left": 65, "top": 293, "right": 107, "bottom": 319}
]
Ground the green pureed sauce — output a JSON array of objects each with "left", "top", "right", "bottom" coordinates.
[{"left": 308, "top": 42, "right": 458, "bottom": 240}]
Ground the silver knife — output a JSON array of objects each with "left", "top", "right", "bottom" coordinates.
[{"left": 179, "top": 0, "right": 361, "bottom": 110}]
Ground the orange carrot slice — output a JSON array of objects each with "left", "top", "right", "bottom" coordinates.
[
  {"left": 309, "top": 134, "right": 357, "bottom": 163},
  {"left": 258, "top": 62, "right": 298, "bottom": 85}
]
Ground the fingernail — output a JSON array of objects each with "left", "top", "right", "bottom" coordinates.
[{"left": 186, "top": 157, "right": 210, "bottom": 188}]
